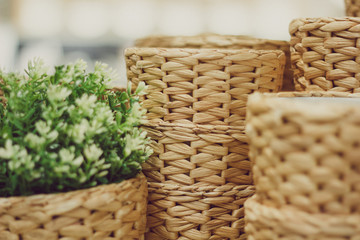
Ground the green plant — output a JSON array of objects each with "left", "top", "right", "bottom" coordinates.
[{"left": 0, "top": 59, "right": 152, "bottom": 196}]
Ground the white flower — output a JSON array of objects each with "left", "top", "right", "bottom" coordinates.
[
  {"left": 73, "top": 155, "right": 84, "bottom": 167},
  {"left": 0, "top": 140, "right": 19, "bottom": 159},
  {"left": 59, "top": 148, "right": 75, "bottom": 163},
  {"left": 47, "top": 130, "right": 59, "bottom": 142},
  {"left": 68, "top": 119, "right": 89, "bottom": 144},
  {"left": 75, "top": 94, "right": 97, "bottom": 116},
  {"left": 24, "top": 133, "right": 46, "bottom": 151},
  {"left": 84, "top": 144, "right": 103, "bottom": 162},
  {"left": 47, "top": 85, "right": 71, "bottom": 104},
  {"left": 35, "top": 121, "right": 50, "bottom": 135}
]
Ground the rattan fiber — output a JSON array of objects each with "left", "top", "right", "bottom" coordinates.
[
  {"left": 245, "top": 196, "right": 360, "bottom": 240},
  {"left": 126, "top": 47, "right": 285, "bottom": 126},
  {"left": 135, "top": 34, "right": 294, "bottom": 91},
  {"left": 246, "top": 92, "right": 360, "bottom": 214},
  {"left": 147, "top": 182, "right": 255, "bottom": 240},
  {"left": 142, "top": 121, "right": 252, "bottom": 186},
  {"left": 290, "top": 17, "right": 360, "bottom": 92},
  {"left": 346, "top": 0, "right": 360, "bottom": 17},
  {"left": 0, "top": 174, "right": 147, "bottom": 240}
]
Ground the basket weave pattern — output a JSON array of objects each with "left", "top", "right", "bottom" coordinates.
[
  {"left": 0, "top": 174, "right": 147, "bottom": 240},
  {"left": 147, "top": 182, "right": 255, "bottom": 240},
  {"left": 345, "top": 0, "right": 360, "bottom": 17},
  {"left": 290, "top": 17, "right": 360, "bottom": 92},
  {"left": 126, "top": 48, "right": 285, "bottom": 126},
  {"left": 246, "top": 92, "right": 360, "bottom": 214},
  {"left": 245, "top": 196, "right": 360, "bottom": 240},
  {"left": 142, "top": 121, "right": 251, "bottom": 186},
  {"left": 135, "top": 34, "right": 293, "bottom": 91}
]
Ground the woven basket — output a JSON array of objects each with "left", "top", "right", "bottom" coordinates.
[
  {"left": 147, "top": 182, "right": 255, "bottom": 240},
  {"left": 245, "top": 196, "right": 360, "bottom": 240},
  {"left": 125, "top": 47, "right": 285, "bottom": 126},
  {"left": 345, "top": 0, "right": 360, "bottom": 17},
  {"left": 0, "top": 174, "right": 147, "bottom": 240},
  {"left": 246, "top": 92, "right": 360, "bottom": 214},
  {"left": 290, "top": 17, "right": 360, "bottom": 92},
  {"left": 135, "top": 34, "right": 293, "bottom": 91},
  {"left": 142, "top": 121, "right": 252, "bottom": 186}
]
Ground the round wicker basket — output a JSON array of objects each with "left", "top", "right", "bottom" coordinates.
[
  {"left": 142, "top": 121, "right": 252, "bottom": 186},
  {"left": 289, "top": 17, "right": 360, "bottom": 92},
  {"left": 245, "top": 196, "right": 360, "bottom": 240},
  {"left": 246, "top": 92, "right": 360, "bottom": 214},
  {"left": 0, "top": 174, "right": 147, "bottom": 240},
  {"left": 345, "top": 0, "right": 360, "bottom": 17},
  {"left": 135, "top": 34, "right": 294, "bottom": 91},
  {"left": 147, "top": 181, "right": 255, "bottom": 240},
  {"left": 125, "top": 47, "right": 285, "bottom": 126}
]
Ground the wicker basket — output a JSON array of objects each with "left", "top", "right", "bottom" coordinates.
[
  {"left": 125, "top": 47, "right": 285, "bottom": 126},
  {"left": 345, "top": 0, "right": 360, "bottom": 17},
  {"left": 245, "top": 196, "right": 360, "bottom": 240},
  {"left": 135, "top": 34, "right": 294, "bottom": 91},
  {"left": 290, "top": 17, "right": 360, "bottom": 92},
  {"left": 246, "top": 92, "right": 360, "bottom": 214},
  {"left": 142, "top": 121, "right": 252, "bottom": 186},
  {"left": 0, "top": 174, "right": 147, "bottom": 240},
  {"left": 147, "top": 182, "right": 255, "bottom": 240}
]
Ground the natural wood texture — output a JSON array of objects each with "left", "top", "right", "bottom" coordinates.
[
  {"left": 345, "top": 0, "right": 360, "bottom": 17},
  {"left": 146, "top": 182, "right": 255, "bottom": 240},
  {"left": 290, "top": 17, "right": 360, "bottom": 92},
  {"left": 126, "top": 47, "right": 285, "bottom": 126},
  {"left": 135, "top": 34, "right": 294, "bottom": 91},
  {"left": 246, "top": 92, "right": 360, "bottom": 214},
  {"left": 0, "top": 174, "right": 147, "bottom": 240},
  {"left": 142, "top": 121, "right": 251, "bottom": 186},
  {"left": 245, "top": 195, "right": 360, "bottom": 240}
]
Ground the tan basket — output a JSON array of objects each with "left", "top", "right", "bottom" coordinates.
[
  {"left": 135, "top": 34, "right": 294, "bottom": 91},
  {"left": 345, "top": 0, "right": 360, "bottom": 17},
  {"left": 147, "top": 182, "right": 255, "bottom": 240},
  {"left": 0, "top": 174, "right": 147, "bottom": 240},
  {"left": 246, "top": 92, "right": 360, "bottom": 214},
  {"left": 290, "top": 17, "right": 360, "bottom": 92},
  {"left": 142, "top": 121, "right": 251, "bottom": 186},
  {"left": 125, "top": 47, "right": 285, "bottom": 126},
  {"left": 245, "top": 196, "right": 360, "bottom": 240}
]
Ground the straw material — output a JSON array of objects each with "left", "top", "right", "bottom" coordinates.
[
  {"left": 290, "top": 17, "right": 360, "bottom": 92},
  {"left": 345, "top": 0, "right": 360, "bottom": 17},
  {"left": 0, "top": 174, "right": 147, "bottom": 240},
  {"left": 246, "top": 92, "right": 360, "bottom": 214},
  {"left": 125, "top": 47, "right": 285, "bottom": 126},
  {"left": 142, "top": 121, "right": 252, "bottom": 186},
  {"left": 245, "top": 196, "right": 360, "bottom": 240},
  {"left": 147, "top": 182, "right": 255, "bottom": 240},
  {"left": 135, "top": 34, "right": 294, "bottom": 91}
]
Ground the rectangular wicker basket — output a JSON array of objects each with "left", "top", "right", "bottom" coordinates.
[
  {"left": 345, "top": 0, "right": 360, "bottom": 17},
  {"left": 126, "top": 47, "right": 285, "bottom": 126},
  {"left": 135, "top": 34, "right": 294, "bottom": 91}
]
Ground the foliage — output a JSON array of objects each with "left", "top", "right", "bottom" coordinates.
[{"left": 0, "top": 59, "right": 152, "bottom": 196}]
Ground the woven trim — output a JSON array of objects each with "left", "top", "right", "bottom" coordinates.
[
  {"left": 246, "top": 92, "right": 360, "bottom": 214},
  {"left": 289, "top": 17, "right": 360, "bottom": 92},
  {"left": 345, "top": 0, "right": 360, "bottom": 17},
  {"left": 142, "top": 121, "right": 251, "bottom": 186},
  {"left": 126, "top": 47, "right": 285, "bottom": 125},
  {"left": 245, "top": 196, "right": 360, "bottom": 240},
  {"left": 147, "top": 182, "right": 255, "bottom": 240},
  {"left": 0, "top": 174, "right": 147, "bottom": 240}
]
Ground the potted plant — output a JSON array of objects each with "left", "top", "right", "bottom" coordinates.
[{"left": 0, "top": 59, "right": 152, "bottom": 240}]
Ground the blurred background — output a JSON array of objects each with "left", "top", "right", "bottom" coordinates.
[{"left": 0, "top": 0, "right": 345, "bottom": 85}]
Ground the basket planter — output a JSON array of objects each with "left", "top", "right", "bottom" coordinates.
[
  {"left": 0, "top": 174, "right": 148, "bottom": 240},
  {"left": 125, "top": 47, "right": 285, "bottom": 126},
  {"left": 289, "top": 17, "right": 360, "bottom": 92},
  {"left": 135, "top": 34, "right": 294, "bottom": 91},
  {"left": 246, "top": 92, "right": 360, "bottom": 214},
  {"left": 147, "top": 182, "right": 255, "bottom": 240},
  {"left": 345, "top": 0, "right": 360, "bottom": 17},
  {"left": 245, "top": 196, "right": 360, "bottom": 240}
]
